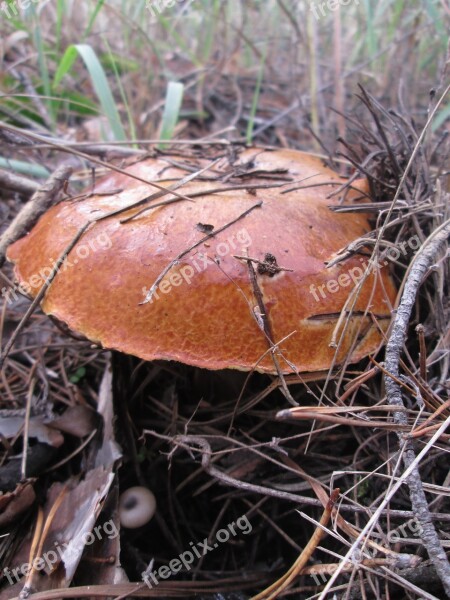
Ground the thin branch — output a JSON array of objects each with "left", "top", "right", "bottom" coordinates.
[
  {"left": 144, "top": 431, "right": 450, "bottom": 520},
  {"left": 0, "top": 168, "right": 39, "bottom": 195},
  {"left": 384, "top": 218, "right": 450, "bottom": 597},
  {"left": 141, "top": 201, "right": 262, "bottom": 304},
  {"left": 0, "top": 165, "right": 72, "bottom": 268}
]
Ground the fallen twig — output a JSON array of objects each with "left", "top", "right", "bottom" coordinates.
[
  {"left": 144, "top": 430, "right": 450, "bottom": 520},
  {"left": 0, "top": 168, "right": 39, "bottom": 196},
  {"left": 141, "top": 201, "right": 262, "bottom": 304},
  {"left": 0, "top": 165, "right": 72, "bottom": 268},
  {"left": 384, "top": 218, "right": 450, "bottom": 597}
]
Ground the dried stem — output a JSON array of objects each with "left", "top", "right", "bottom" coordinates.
[
  {"left": 251, "top": 489, "right": 340, "bottom": 599},
  {"left": 0, "top": 165, "right": 72, "bottom": 268},
  {"left": 384, "top": 219, "right": 450, "bottom": 597}
]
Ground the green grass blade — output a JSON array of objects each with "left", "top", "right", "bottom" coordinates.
[
  {"left": 53, "top": 46, "right": 79, "bottom": 88},
  {"left": 32, "top": 18, "right": 54, "bottom": 125},
  {"left": 56, "top": 0, "right": 65, "bottom": 52},
  {"left": 246, "top": 46, "right": 267, "bottom": 144},
  {"left": 84, "top": 0, "right": 106, "bottom": 39},
  {"left": 53, "top": 44, "right": 127, "bottom": 141},
  {"left": 102, "top": 38, "right": 137, "bottom": 144},
  {"left": 158, "top": 82, "right": 184, "bottom": 149},
  {"left": 0, "top": 158, "right": 50, "bottom": 178},
  {"left": 361, "top": 0, "right": 376, "bottom": 58}
]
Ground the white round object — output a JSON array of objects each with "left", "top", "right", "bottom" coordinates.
[{"left": 119, "top": 486, "right": 157, "bottom": 529}]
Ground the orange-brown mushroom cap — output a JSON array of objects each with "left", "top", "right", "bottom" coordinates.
[{"left": 7, "top": 147, "right": 397, "bottom": 374}]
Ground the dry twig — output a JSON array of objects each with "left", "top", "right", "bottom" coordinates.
[
  {"left": 384, "top": 219, "right": 450, "bottom": 597},
  {"left": 0, "top": 165, "right": 72, "bottom": 268}
]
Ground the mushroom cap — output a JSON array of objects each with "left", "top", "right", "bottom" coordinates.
[
  {"left": 7, "top": 147, "right": 396, "bottom": 374},
  {"left": 119, "top": 486, "right": 156, "bottom": 528}
]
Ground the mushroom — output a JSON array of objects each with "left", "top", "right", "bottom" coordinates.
[
  {"left": 6, "top": 147, "right": 396, "bottom": 374},
  {"left": 119, "top": 486, "right": 157, "bottom": 529}
]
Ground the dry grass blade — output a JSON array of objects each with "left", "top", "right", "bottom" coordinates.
[
  {"left": 277, "top": 405, "right": 412, "bottom": 431},
  {"left": 251, "top": 489, "right": 340, "bottom": 599},
  {"left": 316, "top": 416, "right": 450, "bottom": 599}
]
